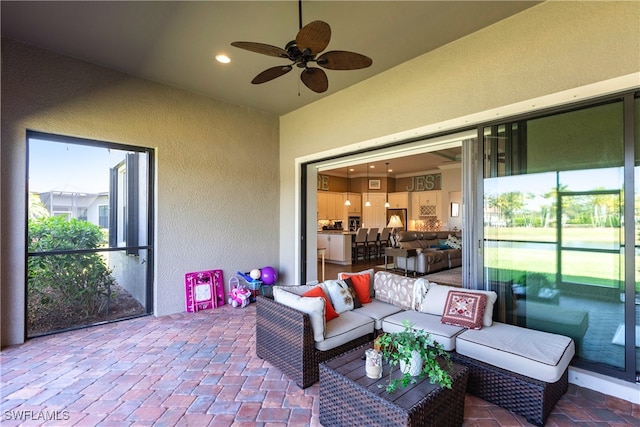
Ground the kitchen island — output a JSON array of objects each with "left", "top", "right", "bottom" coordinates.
[{"left": 317, "top": 230, "right": 355, "bottom": 265}]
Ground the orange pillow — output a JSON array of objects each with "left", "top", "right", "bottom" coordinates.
[
  {"left": 339, "top": 273, "right": 371, "bottom": 303},
  {"left": 302, "top": 286, "right": 339, "bottom": 321}
]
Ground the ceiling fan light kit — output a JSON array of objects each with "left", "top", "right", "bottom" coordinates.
[{"left": 231, "top": 2, "right": 371, "bottom": 93}]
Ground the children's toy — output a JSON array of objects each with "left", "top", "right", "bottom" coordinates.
[
  {"left": 185, "top": 269, "right": 224, "bottom": 313},
  {"left": 227, "top": 277, "right": 251, "bottom": 308},
  {"left": 249, "top": 269, "right": 262, "bottom": 280},
  {"left": 237, "top": 270, "right": 263, "bottom": 302},
  {"left": 260, "top": 266, "right": 278, "bottom": 285}
]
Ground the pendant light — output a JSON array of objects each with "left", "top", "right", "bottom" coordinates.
[
  {"left": 384, "top": 162, "right": 390, "bottom": 208},
  {"left": 365, "top": 163, "right": 371, "bottom": 207},
  {"left": 344, "top": 167, "right": 351, "bottom": 206}
]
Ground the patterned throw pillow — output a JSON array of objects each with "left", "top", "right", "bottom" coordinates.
[
  {"left": 343, "top": 278, "right": 362, "bottom": 309},
  {"left": 302, "top": 286, "right": 339, "bottom": 321},
  {"left": 441, "top": 290, "right": 487, "bottom": 329},
  {"left": 337, "top": 272, "right": 372, "bottom": 303},
  {"left": 324, "top": 279, "right": 355, "bottom": 313},
  {"left": 444, "top": 234, "right": 462, "bottom": 249}
]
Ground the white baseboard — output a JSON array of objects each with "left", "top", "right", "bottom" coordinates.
[{"left": 569, "top": 367, "right": 640, "bottom": 404}]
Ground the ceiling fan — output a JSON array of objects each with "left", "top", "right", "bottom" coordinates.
[{"left": 231, "top": 1, "right": 372, "bottom": 93}]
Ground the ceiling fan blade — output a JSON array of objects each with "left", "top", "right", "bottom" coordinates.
[
  {"left": 251, "top": 65, "right": 293, "bottom": 84},
  {"left": 231, "top": 41, "right": 289, "bottom": 58},
  {"left": 301, "top": 68, "right": 328, "bottom": 93},
  {"left": 317, "top": 50, "right": 373, "bottom": 70},
  {"left": 296, "top": 20, "right": 331, "bottom": 55}
]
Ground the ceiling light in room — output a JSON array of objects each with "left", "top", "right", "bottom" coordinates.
[
  {"left": 215, "top": 54, "right": 231, "bottom": 63},
  {"left": 384, "top": 162, "right": 390, "bottom": 208},
  {"left": 365, "top": 163, "right": 371, "bottom": 207},
  {"left": 344, "top": 167, "right": 351, "bottom": 206}
]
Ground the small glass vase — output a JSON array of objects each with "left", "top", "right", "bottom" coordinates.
[{"left": 365, "top": 348, "right": 382, "bottom": 379}]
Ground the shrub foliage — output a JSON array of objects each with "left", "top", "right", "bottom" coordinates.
[{"left": 28, "top": 216, "right": 115, "bottom": 327}]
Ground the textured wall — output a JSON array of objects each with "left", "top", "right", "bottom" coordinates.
[
  {"left": 1, "top": 38, "right": 279, "bottom": 346},
  {"left": 279, "top": 1, "right": 640, "bottom": 282}
]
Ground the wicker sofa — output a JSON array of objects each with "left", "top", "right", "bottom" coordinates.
[
  {"left": 256, "top": 269, "right": 403, "bottom": 389},
  {"left": 256, "top": 270, "right": 575, "bottom": 426}
]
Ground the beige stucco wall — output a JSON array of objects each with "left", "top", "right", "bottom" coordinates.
[
  {"left": 1, "top": 38, "right": 279, "bottom": 346},
  {"left": 278, "top": 1, "right": 640, "bottom": 282}
]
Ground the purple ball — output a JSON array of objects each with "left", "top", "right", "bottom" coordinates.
[{"left": 261, "top": 266, "right": 278, "bottom": 285}]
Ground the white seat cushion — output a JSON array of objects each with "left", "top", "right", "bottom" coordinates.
[
  {"left": 316, "top": 311, "right": 374, "bottom": 352},
  {"left": 273, "top": 286, "right": 326, "bottom": 342},
  {"left": 382, "top": 310, "right": 465, "bottom": 351},
  {"left": 456, "top": 322, "right": 575, "bottom": 383},
  {"left": 353, "top": 299, "right": 403, "bottom": 329}
]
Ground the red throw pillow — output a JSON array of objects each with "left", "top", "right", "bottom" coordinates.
[
  {"left": 302, "top": 286, "right": 339, "bottom": 321},
  {"left": 441, "top": 290, "right": 486, "bottom": 330},
  {"left": 339, "top": 273, "right": 371, "bottom": 303}
]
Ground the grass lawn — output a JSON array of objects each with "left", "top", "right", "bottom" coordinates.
[{"left": 482, "top": 226, "right": 639, "bottom": 290}]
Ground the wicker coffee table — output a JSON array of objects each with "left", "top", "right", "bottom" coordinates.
[{"left": 319, "top": 343, "right": 469, "bottom": 426}]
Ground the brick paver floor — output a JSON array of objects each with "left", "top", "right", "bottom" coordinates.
[{"left": 1, "top": 304, "right": 639, "bottom": 426}]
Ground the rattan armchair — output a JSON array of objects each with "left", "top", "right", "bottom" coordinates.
[{"left": 256, "top": 295, "right": 373, "bottom": 389}]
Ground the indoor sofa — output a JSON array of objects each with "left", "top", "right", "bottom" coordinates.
[
  {"left": 394, "top": 230, "right": 462, "bottom": 274},
  {"left": 256, "top": 269, "right": 577, "bottom": 426}
]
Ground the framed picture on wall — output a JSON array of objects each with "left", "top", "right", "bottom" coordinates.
[{"left": 369, "top": 179, "right": 381, "bottom": 190}]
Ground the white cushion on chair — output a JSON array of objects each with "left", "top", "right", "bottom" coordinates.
[
  {"left": 456, "top": 322, "right": 575, "bottom": 383},
  {"left": 273, "top": 286, "right": 325, "bottom": 342},
  {"left": 353, "top": 299, "right": 403, "bottom": 329},
  {"left": 316, "top": 311, "right": 374, "bottom": 352},
  {"left": 382, "top": 310, "right": 465, "bottom": 351}
]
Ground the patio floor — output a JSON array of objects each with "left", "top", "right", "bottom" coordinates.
[{"left": 1, "top": 304, "right": 639, "bottom": 426}]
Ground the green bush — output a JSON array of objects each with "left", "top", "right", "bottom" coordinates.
[{"left": 28, "top": 216, "right": 115, "bottom": 321}]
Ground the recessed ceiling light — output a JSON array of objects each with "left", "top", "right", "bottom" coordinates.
[{"left": 215, "top": 54, "right": 231, "bottom": 64}]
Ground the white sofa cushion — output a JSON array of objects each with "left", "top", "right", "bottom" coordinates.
[
  {"left": 316, "top": 310, "right": 374, "bottom": 352},
  {"left": 382, "top": 310, "right": 465, "bottom": 351},
  {"left": 421, "top": 283, "right": 497, "bottom": 327},
  {"left": 353, "top": 299, "right": 403, "bottom": 330},
  {"left": 456, "top": 322, "right": 575, "bottom": 383},
  {"left": 273, "top": 286, "right": 325, "bottom": 342}
]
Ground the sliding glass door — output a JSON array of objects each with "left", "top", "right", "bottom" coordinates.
[{"left": 482, "top": 97, "right": 638, "bottom": 380}]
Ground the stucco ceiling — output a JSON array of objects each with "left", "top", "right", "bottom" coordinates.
[{"left": 1, "top": 1, "right": 540, "bottom": 117}]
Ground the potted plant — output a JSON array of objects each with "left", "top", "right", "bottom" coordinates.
[{"left": 376, "top": 320, "right": 452, "bottom": 393}]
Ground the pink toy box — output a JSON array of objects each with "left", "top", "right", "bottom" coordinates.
[{"left": 184, "top": 269, "right": 224, "bottom": 312}]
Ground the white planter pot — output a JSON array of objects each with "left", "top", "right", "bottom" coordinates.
[{"left": 399, "top": 350, "right": 423, "bottom": 376}]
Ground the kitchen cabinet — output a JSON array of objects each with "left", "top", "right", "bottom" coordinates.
[
  {"left": 317, "top": 191, "right": 344, "bottom": 220},
  {"left": 387, "top": 192, "right": 409, "bottom": 209},
  {"left": 411, "top": 190, "right": 441, "bottom": 220},
  {"left": 317, "top": 233, "right": 352, "bottom": 264},
  {"left": 345, "top": 193, "right": 361, "bottom": 215}
]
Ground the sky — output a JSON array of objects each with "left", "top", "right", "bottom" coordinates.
[{"left": 28, "top": 138, "right": 126, "bottom": 194}]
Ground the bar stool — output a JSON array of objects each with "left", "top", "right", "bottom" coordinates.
[
  {"left": 365, "top": 227, "right": 379, "bottom": 260},
  {"left": 352, "top": 228, "right": 368, "bottom": 262},
  {"left": 376, "top": 227, "right": 392, "bottom": 260}
]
